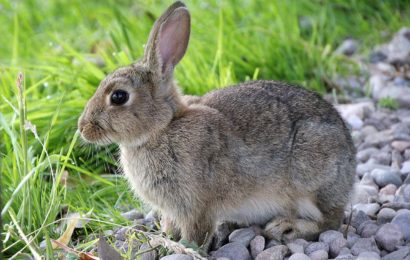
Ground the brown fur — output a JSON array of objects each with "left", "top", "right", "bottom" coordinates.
[{"left": 78, "top": 1, "right": 356, "bottom": 247}]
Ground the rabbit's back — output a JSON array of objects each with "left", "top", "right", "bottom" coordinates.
[{"left": 200, "top": 80, "right": 356, "bottom": 191}]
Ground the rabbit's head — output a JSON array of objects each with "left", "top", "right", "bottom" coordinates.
[{"left": 78, "top": 1, "right": 190, "bottom": 146}]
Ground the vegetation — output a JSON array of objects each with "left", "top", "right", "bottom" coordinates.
[{"left": 1, "top": 0, "right": 409, "bottom": 258}]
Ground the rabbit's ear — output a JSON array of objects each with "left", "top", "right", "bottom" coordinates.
[{"left": 143, "top": 2, "right": 190, "bottom": 77}]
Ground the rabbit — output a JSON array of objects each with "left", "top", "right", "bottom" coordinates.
[{"left": 78, "top": 1, "right": 356, "bottom": 248}]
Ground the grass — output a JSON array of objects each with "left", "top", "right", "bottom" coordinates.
[{"left": 1, "top": 0, "right": 410, "bottom": 258}]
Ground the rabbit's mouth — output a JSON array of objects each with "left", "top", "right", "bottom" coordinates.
[{"left": 78, "top": 121, "right": 113, "bottom": 145}]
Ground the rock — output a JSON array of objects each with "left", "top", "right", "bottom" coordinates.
[
  {"left": 160, "top": 254, "right": 193, "bottom": 260},
  {"left": 392, "top": 141, "right": 410, "bottom": 152},
  {"left": 380, "top": 184, "right": 397, "bottom": 196},
  {"left": 305, "top": 242, "right": 329, "bottom": 255},
  {"left": 381, "top": 246, "right": 410, "bottom": 260},
  {"left": 377, "top": 208, "right": 397, "bottom": 224},
  {"left": 357, "top": 147, "right": 380, "bottom": 162},
  {"left": 335, "top": 38, "right": 358, "bottom": 56},
  {"left": 319, "top": 230, "right": 344, "bottom": 244},
  {"left": 308, "top": 250, "right": 328, "bottom": 260},
  {"left": 404, "top": 185, "right": 410, "bottom": 202},
  {"left": 404, "top": 149, "right": 410, "bottom": 161},
  {"left": 353, "top": 184, "right": 378, "bottom": 204},
  {"left": 228, "top": 227, "right": 256, "bottom": 247},
  {"left": 402, "top": 161, "right": 410, "bottom": 174},
  {"left": 250, "top": 235, "right": 265, "bottom": 259},
  {"left": 121, "top": 209, "right": 144, "bottom": 221},
  {"left": 370, "top": 51, "right": 388, "bottom": 63},
  {"left": 346, "top": 114, "right": 364, "bottom": 129},
  {"left": 288, "top": 253, "right": 310, "bottom": 260},
  {"left": 287, "top": 242, "right": 304, "bottom": 254},
  {"left": 375, "top": 223, "right": 404, "bottom": 251},
  {"left": 347, "top": 232, "right": 361, "bottom": 248},
  {"left": 357, "top": 162, "right": 391, "bottom": 178},
  {"left": 385, "top": 27, "right": 410, "bottom": 65},
  {"left": 373, "top": 85, "right": 410, "bottom": 109},
  {"left": 335, "top": 254, "right": 355, "bottom": 260},
  {"left": 354, "top": 203, "right": 381, "bottom": 217},
  {"left": 357, "top": 251, "right": 381, "bottom": 260},
  {"left": 351, "top": 210, "right": 371, "bottom": 229},
  {"left": 255, "top": 245, "right": 288, "bottom": 260},
  {"left": 351, "top": 237, "right": 380, "bottom": 256},
  {"left": 329, "top": 236, "right": 348, "bottom": 258},
  {"left": 139, "top": 243, "right": 157, "bottom": 260},
  {"left": 358, "top": 220, "right": 380, "bottom": 238},
  {"left": 114, "top": 227, "right": 131, "bottom": 241},
  {"left": 392, "top": 212, "right": 410, "bottom": 240},
  {"left": 372, "top": 151, "right": 392, "bottom": 165},
  {"left": 371, "top": 169, "right": 402, "bottom": 188},
  {"left": 265, "top": 239, "right": 281, "bottom": 249},
  {"left": 213, "top": 242, "right": 251, "bottom": 260},
  {"left": 365, "top": 130, "right": 394, "bottom": 147}
]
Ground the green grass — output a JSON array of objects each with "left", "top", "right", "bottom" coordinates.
[{"left": 1, "top": 0, "right": 410, "bottom": 258}]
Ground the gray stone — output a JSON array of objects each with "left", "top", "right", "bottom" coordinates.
[
  {"left": 139, "top": 243, "right": 157, "bottom": 260},
  {"left": 372, "top": 151, "right": 392, "bottom": 165},
  {"left": 308, "top": 250, "right": 328, "bottom": 260},
  {"left": 365, "top": 130, "right": 394, "bottom": 147},
  {"left": 354, "top": 184, "right": 378, "bottom": 204},
  {"left": 357, "top": 147, "right": 380, "bottom": 162},
  {"left": 250, "top": 235, "right": 265, "bottom": 259},
  {"left": 160, "top": 254, "right": 193, "bottom": 260},
  {"left": 351, "top": 237, "right": 380, "bottom": 256},
  {"left": 347, "top": 232, "right": 361, "bottom": 248},
  {"left": 379, "top": 184, "right": 397, "bottom": 196},
  {"left": 404, "top": 185, "right": 410, "bottom": 202},
  {"left": 377, "top": 208, "right": 397, "bottom": 224},
  {"left": 335, "top": 38, "right": 358, "bottom": 56},
  {"left": 358, "top": 220, "right": 380, "bottom": 238},
  {"left": 402, "top": 161, "right": 410, "bottom": 174},
  {"left": 392, "top": 212, "right": 410, "bottom": 241},
  {"left": 335, "top": 253, "right": 355, "bottom": 259},
  {"left": 375, "top": 223, "right": 404, "bottom": 251},
  {"left": 371, "top": 169, "right": 402, "bottom": 188},
  {"left": 354, "top": 203, "right": 381, "bottom": 217},
  {"left": 288, "top": 253, "right": 310, "bottom": 260},
  {"left": 305, "top": 242, "right": 329, "bottom": 255},
  {"left": 228, "top": 227, "right": 256, "bottom": 247},
  {"left": 121, "top": 209, "right": 144, "bottom": 221},
  {"left": 319, "top": 230, "right": 344, "bottom": 244},
  {"left": 404, "top": 149, "right": 410, "bottom": 161},
  {"left": 392, "top": 141, "right": 410, "bottom": 152},
  {"left": 287, "top": 242, "right": 304, "bottom": 254},
  {"left": 265, "top": 239, "right": 281, "bottom": 249},
  {"left": 352, "top": 210, "right": 371, "bottom": 229},
  {"left": 357, "top": 162, "right": 391, "bottom": 177},
  {"left": 255, "top": 245, "right": 288, "bottom": 260},
  {"left": 385, "top": 27, "right": 410, "bottom": 65},
  {"left": 213, "top": 242, "right": 251, "bottom": 260},
  {"left": 329, "top": 236, "right": 348, "bottom": 258},
  {"left": 357, "top": 251, "right": 381, "bottom": 260},
  {"left": 381, "top": 246, "right": 410, "bottom": 260}
]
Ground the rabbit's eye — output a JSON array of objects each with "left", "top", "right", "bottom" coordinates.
[{"left": 111, "top": 90, "right": 129, "bottom": 105}]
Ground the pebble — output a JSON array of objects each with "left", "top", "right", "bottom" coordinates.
[
  {"left": 139, "top": 243, "right": 157, "bottom": 260},
  {"left": 357, "top": 147, "right": 379, "bottom": 162},
  {"left": 335, "top": 38, "right": 358, "bottom": 56},
  {"left": 228, "top": 227, "right": 256, "bottom": 247},
  {"left": 288, "top": 253, "right": 310, "bottom": 260},
  {"left": 371, "top": 169, "right": 402, "bottom": 187},
  {"left": 377, "top": 208, "right": 397, "bottom": 224},
  {"left": 391, "top": 212, "right": 410, "bottom": 241},
  {"left": 380, "top": 184, "right": 397, "bottom": 195},
  {"left": 304, "top": 242, "right": 329, "bottom": 255},
  {"left": 392, "top": 141, "right": 410, "bottom": 152},
  {"left": 357, "top": 251, "right": 381, "bottom": 260},
  {"left": 351, "top": 237, "right": 380, "bottom": 256},
  {"left": 213, "top": 242, "right": 251, "bottom": 260},
  {"left": 375, "top": 223, "right": 404, "bottom": 251},
  {"left": 160, "top": 254, "right": 193, "bottom": 260},
  {"left": 308, "top": 249, "right": 328, "bottom": 260},
  {"left": 354, "top": 203, "right": 380, "bottom": 217},
  {"left": 255, "top": 245, "right": 288, "bottom": 260},
  {"left": 351, "top": 210, "right": 371, "bottom": 229},
  {"left": 287, "top": 242, "right": 304, "bottom": 254},
  {"left": 402, "top": 161, "right": 410, "bottom": 174},
  {"left": 318, "top": 230, "right": 344, "bottom": 244},
  {"left": 404, "top": 185, "right": 410, "bottom": 202},
  {"left": 250, "top": 235, "right": 265, "bottom": 259},
  {"left": 381, "top": 246, "right": 410, "bottom": 260},
  {"left": 329, "top": 236, "right": 348, "bottom": 258},
  {"left": 358, "top": 220, "right": 380, "bottom": 238}
]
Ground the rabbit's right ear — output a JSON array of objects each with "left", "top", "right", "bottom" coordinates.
[{"left": 143, "top": 1, "right": 190, "bottom": 79}]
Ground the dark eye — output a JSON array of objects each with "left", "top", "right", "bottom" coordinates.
[{"left": 111, "top": 90, "right": 129, "bottom": 105}]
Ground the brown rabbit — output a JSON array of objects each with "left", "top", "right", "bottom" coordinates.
[{"left": 78, "top": 1, "right": 356, "bottom": 247}]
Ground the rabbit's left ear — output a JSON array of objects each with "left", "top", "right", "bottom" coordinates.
[{"left": 143, "top": 2, "right": 190, "bottom": 77}]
